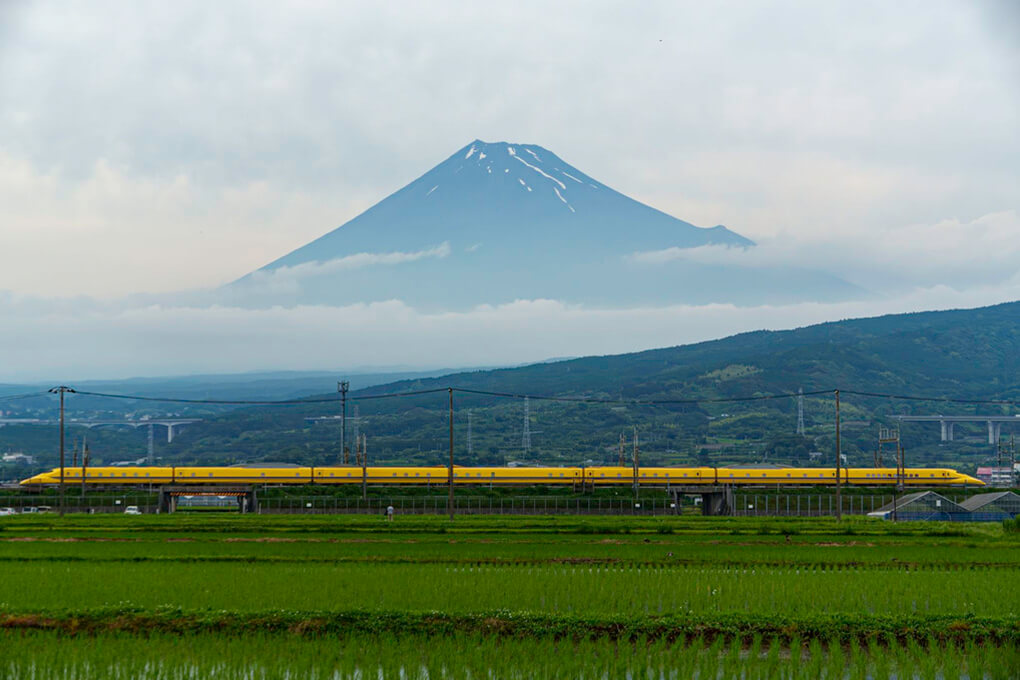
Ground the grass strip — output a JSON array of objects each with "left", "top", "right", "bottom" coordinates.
[
  {"left": 1, "top": 554, "right": 1016, "bottom": 570},
  {"left": 0, "top": 514, "right": 1001, "bottom": 538},
  {"left": 1, "top": 608, "right": 1015, "bottom": 645}
]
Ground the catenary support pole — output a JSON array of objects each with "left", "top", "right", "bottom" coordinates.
[
  {"left": 338, "top": 380, "right": 349, "bottom": 465},
  {"left": 361, "top": 433, "right": 368, "bottom": 500},
  {"left": 448, "top": 387, "right": 455, "bottom": 520},
  {"left": 48, "top": 386, "right": 70, "bottom": 517},
  {"left": 834, "top": 389, "right": 842, "bottom": 521}
]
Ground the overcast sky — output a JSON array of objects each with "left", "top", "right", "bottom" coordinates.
[{"left": 0, "top": 1, "right": 1017, "bottom": 380}]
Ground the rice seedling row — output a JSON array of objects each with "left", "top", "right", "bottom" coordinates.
[
  {"left": 0, "top": 561, "right": 1014, "bottom": 617},
  {"left": 0, "top": 630, "right": 1017, "bottom": 680}
]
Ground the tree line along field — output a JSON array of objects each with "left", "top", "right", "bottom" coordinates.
[{"left": 0, "top": 515, "right": 1017, "bottom": 678}]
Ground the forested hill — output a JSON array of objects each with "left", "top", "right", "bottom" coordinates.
[
  {"left": 5, "top": 301, "right": 1017, "bottom": 474},
  {"left": 139, "top": 301, "right": 1019, "bottom": 472},
  {"left": 359, "top": 301, "right": 1020, "bottom": 402}
]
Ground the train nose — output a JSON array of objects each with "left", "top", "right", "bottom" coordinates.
[{"left": 960, "top": 474, "right": 985, "bottom": 486}]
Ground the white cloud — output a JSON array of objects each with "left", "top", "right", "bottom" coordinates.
[
  {"left": 1, "top": 284, "right": 1017, "bottom": 382},
  {"left": 244, "top": 243, "right": 451, "bottom": 294},
  {"left": 0, "top": 1, "right": 1016, "bottom": 381},
  {"left": 630, "top": 210, "right": 1020, "bottom": 292},
  {"left": 0, "top": 0, "right": 1016, "bottom": 298}
]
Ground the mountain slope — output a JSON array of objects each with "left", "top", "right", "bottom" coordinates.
[
  {"left": 227, "top": 140, "right": 862, "bottom": 307},
  {"left": 121, "top": 301, "right": 1020, "bottom": 471},
  {"left": 355, "top": 300, "right": 1020, "bottom": 403}
]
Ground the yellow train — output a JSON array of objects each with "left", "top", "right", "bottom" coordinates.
[{"left": 20, "top": 465, "right": 983, "bottom": 487}]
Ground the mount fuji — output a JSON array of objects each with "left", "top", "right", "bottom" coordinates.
[{"left": 228, "top": 140, "right": 862, "bottom": 307}]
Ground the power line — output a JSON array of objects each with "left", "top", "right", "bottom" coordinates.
[
  {"left": 452, "top": 386, "right": 834, "bottom": 405},
  {"left": 0, "top": 391, "right": 50, "bottom": 402},
  {"left": 67, "top": 387, "right": 449, "bottom": 405},
  {"left": 839, "top": 389, "right": 1020, "bottom": 406},
  {"left": 12, "top": 384, "right": 1020, "bottom": 408}
]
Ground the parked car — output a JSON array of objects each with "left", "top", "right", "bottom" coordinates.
[
  {"left": 21, "top": 507, "right": 38, "bottom": 514},
  {"left": 0, "top": 507, "right": 16, "bottom": 516},
  {"left": 36, "top": 506, "right": 53, "bottom": 514},
  {"left": 123, "top": 506, "right": 142, "bottom": 515}
]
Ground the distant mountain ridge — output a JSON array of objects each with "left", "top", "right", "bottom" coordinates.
[{"left": 227, "top": 140, "right": 863, "bottom": 307}]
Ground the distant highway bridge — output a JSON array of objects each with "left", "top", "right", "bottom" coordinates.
[
  {"left": 892, "top": 415, "right": 1018, "bottom": 444},
  {"left": 0, "top": 418, "right": 202, "bottom": 462}
]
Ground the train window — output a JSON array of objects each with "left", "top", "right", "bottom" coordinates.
[
  {"left": 347, "top": 473, "right": 352, "bottom": 477},
  {"left": 653, "top": 473, "right": 657, "bottom": 477},
  {"left": 787, "top": 474, "right": 791, "bottom": 477},
  {"left": 261, "top": 473, "right": 266, "bottom": 477},
  {"left": 683, "top": 473, "right": 687, "bottom": 477},
  {"left": 617, "top": 474, "right": 621, "bottom": 478},
  {"left": 491, "top": 472, "right": 495, "bottom": 476},
  {"left": 600, "top": 473, "right": 605, "bottom": 477},
  {"left": 416, "top": 473, "right": 420, "bottom": 477},
  {"left": 559, "top": 473, "right": 564, "bottom": 477},
  {"left": 404, "top": 473, "right": 408, "bottom": 477}
]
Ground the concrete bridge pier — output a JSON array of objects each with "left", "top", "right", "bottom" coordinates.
[
  {"left": 989, "top": 421, "right": 1002, "bottom": 445},
  {"left": 668, "top": 485, "right": 735, "bottom": 516},
  {"left": 941, "top": 421, "right": 956, "bottom": 441}
]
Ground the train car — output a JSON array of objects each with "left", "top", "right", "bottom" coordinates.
[
  {"left": 586, "top": 466, "right": 711, "bottom": 485},
  {"left": 20, "top": 465, "right": 982, "bottom": 487}
]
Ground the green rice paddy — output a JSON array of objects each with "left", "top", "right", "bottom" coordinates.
[{"left": 0, "top": 514, "right": 1016, "bottom": 677}]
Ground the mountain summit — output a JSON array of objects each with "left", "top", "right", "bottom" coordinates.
[{"left": 230, "top": 140, "right": 861, "bottom": 307}]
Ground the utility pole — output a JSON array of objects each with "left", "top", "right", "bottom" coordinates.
[
  {"left": 834, "top": 389, "right": 842, "bottom": 521},
  {"left": 81, "top": 436, "right": 89, "bottom": 499},
  {"left": 448, "top": 388, "right": 455, "bottom": 520},
  {"left": 466, "top": 410, "right": 473, "bottom": 458},
  {"left": 522, "top": 397, "right": 531, "bottom": 456},
  {"left": 618, "top": 432, "right": 625, "bottom": 467},
  {"left": 632, "top": 427, "right": 640, "bottom": 505},
  {"left": 361, "top": 433, "right": 368, "bottom": 500},
  {"left": 338, "top": 381, "right": 349, "bottom": 465},
  {"left": 49, "top": 386, "right": 72, "bottom": 517},
  {"left": 351, "top": 404, "right": 360, "bottom": 461},
  {"left": 1012, "top": 435, "right": 1017, "bottom": 487},
  {"left": 998, "top": 437, "right": 1004, "bottom": 486},
  {"left": 796, "top": 387, "right": 805, "bottom": 435}
]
